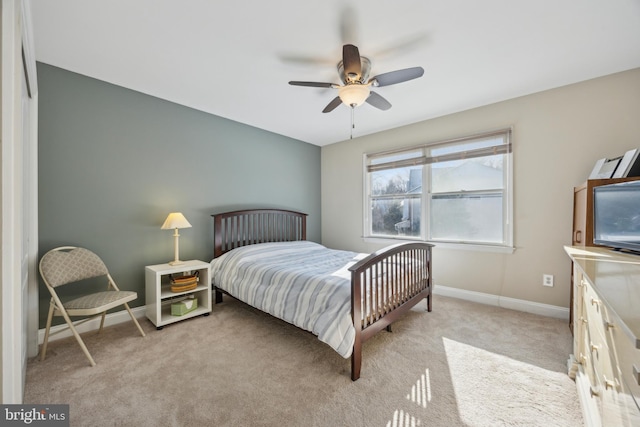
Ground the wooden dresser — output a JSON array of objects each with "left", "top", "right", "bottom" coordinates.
[{"left": 565, "top": 246, "right": 640, "bottom": 427}]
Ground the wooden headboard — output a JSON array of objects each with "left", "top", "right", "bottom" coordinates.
[{"left": 212, "top": 209, "right": 308, "bottom": 258}]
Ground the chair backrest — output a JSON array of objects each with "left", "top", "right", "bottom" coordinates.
[{"left": 40, "top": 246, "right": 109, "bottom": 288}]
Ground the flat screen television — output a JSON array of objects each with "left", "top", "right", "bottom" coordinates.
[{"left": 593, "top": 180, "right": 640, "bottom": 254}]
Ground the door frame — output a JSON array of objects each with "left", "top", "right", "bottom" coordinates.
[{"left": 1, "top": 0, "right": 38, "bottom": 404}]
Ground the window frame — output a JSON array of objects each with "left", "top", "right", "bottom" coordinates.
[{"left": 363, "top": 128, "right": 513, "bottom": 251}]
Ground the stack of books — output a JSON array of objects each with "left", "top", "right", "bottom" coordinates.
[{"left": 170, "top": 273, "right": 199, "bottom": 293}]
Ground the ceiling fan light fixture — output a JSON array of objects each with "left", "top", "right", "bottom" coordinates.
[{"left": 338, "top": 84, "right": 370, "bottom": 107}]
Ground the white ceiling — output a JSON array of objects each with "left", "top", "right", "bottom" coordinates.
[{"left": 29, "top": 0, "right": 640, "bottom": 146}]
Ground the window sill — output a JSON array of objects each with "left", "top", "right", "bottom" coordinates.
[{"left": 362, "top": 237, "right": 516, "bottom": 254}]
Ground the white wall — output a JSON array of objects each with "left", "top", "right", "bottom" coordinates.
[{"left": 321, "top": 68, "right": 640, "bottom": 308}]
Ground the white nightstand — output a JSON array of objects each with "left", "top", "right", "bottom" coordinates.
[{"left": 145, "top": 260, "right": 212, "bottom": 329}]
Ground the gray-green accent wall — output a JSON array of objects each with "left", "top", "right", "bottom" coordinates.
[{"left": 37, "top": 63, "right": 321, "bottom": 327}]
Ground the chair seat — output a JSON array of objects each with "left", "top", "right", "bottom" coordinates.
[{"left": 64, "top": 291, "right": 137, "bottom": 315}]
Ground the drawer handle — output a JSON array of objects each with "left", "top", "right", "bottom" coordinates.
[
  {"left": 590, "top": 297, "right": 600, "bottom": 307},
  {"left": 603, "top": 375, "right": 617, "bottom": 391},
  {"left": 579, "top": 279, "right": 587, "bottom": 288},
  {"left": 590, "top": 342, "right": 600, "bottom": 357},
  {"left": 578, "top": 353, "right": 587, "bottom": 365},
  {"left": 580, "top": 316, "right": 588, "bottom": 325},
  {"left": 589, "top": 386, "right": 599, "bottom": 397},
  {"left": 605, "top": 321, "right": 614, "bottom": 331}
]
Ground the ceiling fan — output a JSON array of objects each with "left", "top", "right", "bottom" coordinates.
[{"left": 289, "top": 44, "right": 424, "bottom": 113}]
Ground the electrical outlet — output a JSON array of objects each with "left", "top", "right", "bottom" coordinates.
[{"left": 543, "top": 274, "right": 554, "bottom": 287}]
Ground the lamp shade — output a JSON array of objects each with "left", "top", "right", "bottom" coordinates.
[{"left": 161, "top": 212, "right": 192, "bottom": 230}]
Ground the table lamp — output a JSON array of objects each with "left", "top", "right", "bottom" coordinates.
[{"left": 161, "top": 212, "right": 192, "bottom": 265}]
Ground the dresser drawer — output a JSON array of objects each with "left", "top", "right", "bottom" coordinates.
[
  {"left": 583, "top": 283, "right": 610, "bottom": 369},
  {"left": 580, "top": 320, "right": 598, "bottom": 390},
  {"left": 574, "top": 298, "right": 589, "bottom": 363},
  {"left": 583, "top": 282, "right": 606, "bottom": 337},
  {"left": 573, "top": 274, "right": 587, "bottom": 322},
  {"left": 602, "top": 302, "right": 640, "bottom": 404}
]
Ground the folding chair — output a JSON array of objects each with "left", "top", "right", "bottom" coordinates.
[{"left": 39, "top": 246, "right": 146, "bottom": 366}]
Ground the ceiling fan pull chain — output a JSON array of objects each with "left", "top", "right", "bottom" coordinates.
[{"left": 350, "top": 105, "right": 355, "bottom": 139}]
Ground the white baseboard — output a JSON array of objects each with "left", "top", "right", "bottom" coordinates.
[
  {"left": 37, "top": 287, "right": 568, "bottom": 344},
  {"left": 37, "top": 306, "right": 147, "bottom": 344},
  {"left": 433, "top": 285, "right": 570, "bottom": 320}
]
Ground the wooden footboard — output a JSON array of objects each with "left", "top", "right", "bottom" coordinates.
[{"left": 348, "top": 242, "right": 433, "bottom": 381}]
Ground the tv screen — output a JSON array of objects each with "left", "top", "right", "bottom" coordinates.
[{"left": 593, "top": 180, "right": 640, "bottom": 254}]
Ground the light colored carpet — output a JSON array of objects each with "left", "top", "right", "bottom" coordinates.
[{"left": 24, "top": 295, "right": 584, "bottom": 427}]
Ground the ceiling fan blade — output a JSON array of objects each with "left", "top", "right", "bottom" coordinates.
[
  {"left": 339, "top": 5, "right": 358, "bottom": 45},
  {"left": 289, "top": 81, "right": 337, "bottom": 88},
  {"left": 322, "top": 96, "right": 343, "bottom": 113},
  {"left": 366, "top": 91, "right": 392, "bottom": 111},
  {"left": 279, "top": 54, "right": 336, "bottom": 67},
  {"left": 342, "top": 44, "right": 362, "bottom": 81},
  {"left": 369, "top": 66, "right": 424, "bottom": 87},
  {"left": 372, "top": 33, "right": 429, "bottom": 59}
]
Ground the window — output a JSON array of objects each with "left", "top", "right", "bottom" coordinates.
[{"left": 364, "top": 129, "right": 512, "bottom": 248}]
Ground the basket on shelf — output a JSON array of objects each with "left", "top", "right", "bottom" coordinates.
[{"left": 170, "top": 272, "right": 199, "bottom": 293}]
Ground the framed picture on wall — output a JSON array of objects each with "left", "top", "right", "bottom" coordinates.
[
  {"left": 612, "top": 148, "right": 640, "bottom": 178},
  {"left": 589, "top": 157, "right": 621, "bottom": 179},
  {"left": 588, "top": 158, "right": 606, "bottom": 179}
]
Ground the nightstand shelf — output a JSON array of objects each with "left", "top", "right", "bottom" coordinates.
[{"left": 145, "top": 260, "right": 211, "bottom": 329}]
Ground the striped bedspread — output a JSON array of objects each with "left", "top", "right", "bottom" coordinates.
[{"left": 210, "top": 241, "right": 367, "bottom": 358}]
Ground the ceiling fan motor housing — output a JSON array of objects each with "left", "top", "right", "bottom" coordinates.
[{"left": 338, "top": 56, "right": 371, "bottom": 84}]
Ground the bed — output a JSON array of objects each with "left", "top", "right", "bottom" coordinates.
[{"left": 210, "top": 208, "right": 433, "bottom": 380}]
